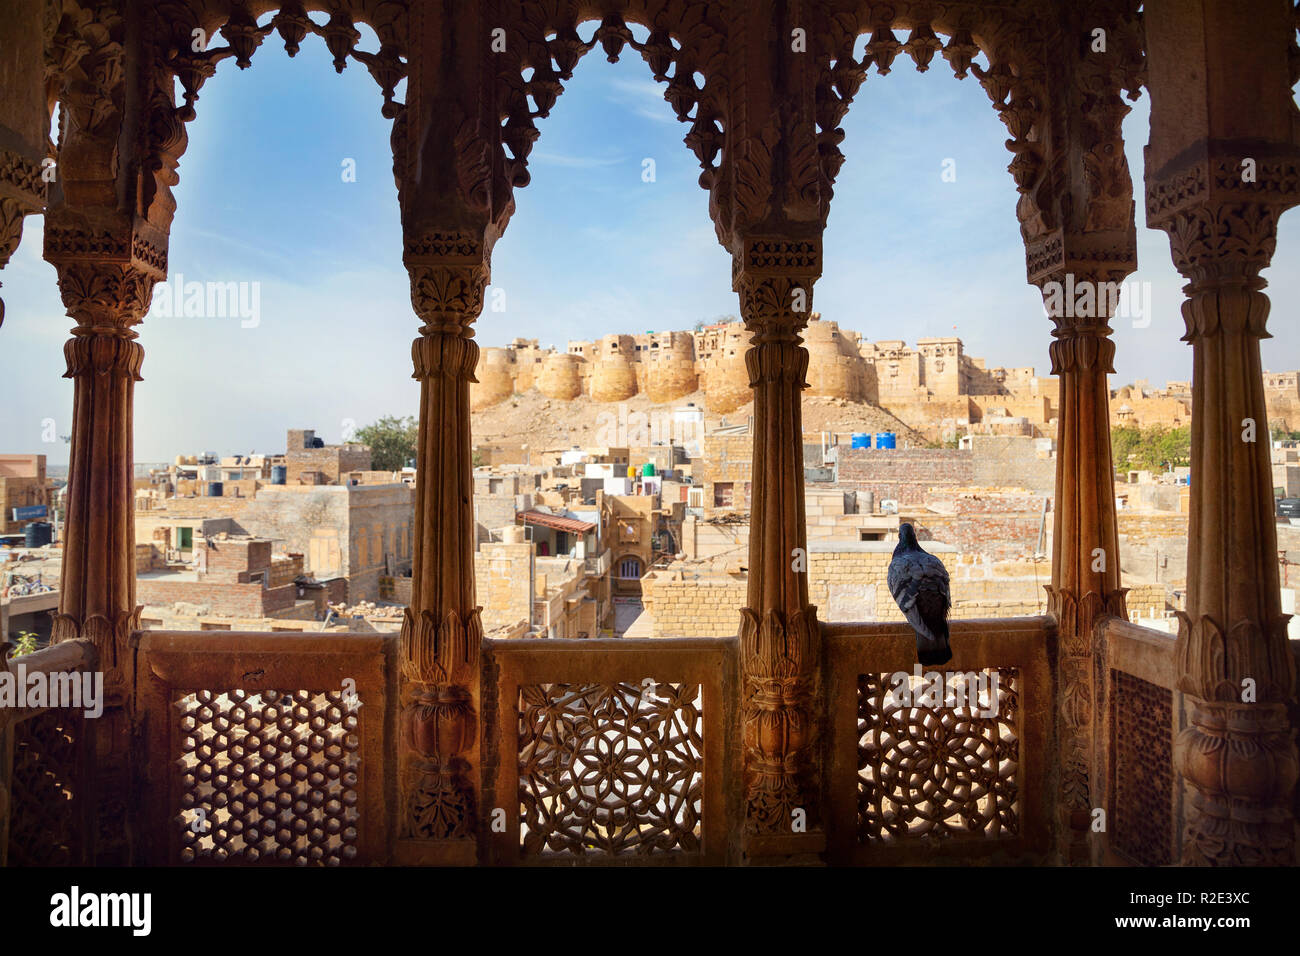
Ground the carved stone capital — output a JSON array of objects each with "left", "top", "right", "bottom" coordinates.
[
  {"left": 1046, "top": 586, "right": 1129, "bottom": 657},
  {"left": 1174, "top": 611, "right": 1295, "bottom": 704},
  {"left": 404, "top": 232, "right": 488, "bottom": 336},
  {"left": 50, "top": 605, "right": 139, "bottom": 699},
  {"left": 398, "top": 605, "right": 482, "bottom": 687},
  {"left": 62, "top": 331, "right": 145, "bottom": 381},
  {"left": 1046, "top": 317, "right": 1117, "bottom": 376},
  {"left": 1163, "top": 203, "right": 1280, "bottom": 290},
  {"left": 735, "top": 273, "right": 814, "bottom": 336},
  {"left": 411, "top": 332, "right": 480, "bottom": 383},
  {"left": 53, "top": 261, "right": 157, "bottom": 330}
]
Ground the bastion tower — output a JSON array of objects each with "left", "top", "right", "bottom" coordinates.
[
  {"left": 639, "top": 331, "right": 699, "bottom": 403},
  {"left": 589, "top": 334, "right": 639, "bottom": 403},
  {"left": 537, "top": 351, "right": 583, "bottom": 400},
  {"left": 471, "top": 346, "right": 517, "bottom": 410}
]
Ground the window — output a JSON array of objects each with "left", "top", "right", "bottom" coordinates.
[{"left": 618, "top": 557, "right": 642, "bottom": 580}]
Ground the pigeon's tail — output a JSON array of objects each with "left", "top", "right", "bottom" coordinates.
[
  {"left": 916, "top": 636, "right": 952, "bottom": 667},
  {"left": 914, "top": 612, "right": 952, "bottom": 667}
]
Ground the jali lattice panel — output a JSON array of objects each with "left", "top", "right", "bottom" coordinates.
[
  {"left": 517, "top": 681, "right": 703, "bottom": 858},
  {"left": 1109, "top": 669, "right": 1173, "bottom": 866},
  {"left": 856, "top": 667, "right": 1020, "bottom": 843},
  {"left": 176, "top": 689, "right": 360, "bottom": 865},
  {"left": 4, "top": 710, "right": 87, "bottom": 866}
]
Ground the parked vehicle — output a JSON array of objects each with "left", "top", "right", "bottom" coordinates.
[{"left": 1277, "top": 497, "right": 1300, "bottom": 519}]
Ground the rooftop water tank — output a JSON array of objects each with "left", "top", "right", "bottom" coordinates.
[
  {"left": 875, "top": 432, "right": 897, "bottom": 449},
  {"left": 207, "top": 481, "right": 223, "bottom": 497},
  {"left": 642, "top": 462, "right": 656, "bottom": 477},
  {"left": 24, "top": 521, "right": 52, "bottom": 548},
  {"left": 851, "top": 433, "right": 870, "bottom": 449},
  {"left": 271, "top": 465, "right": 287, "bottom": 485},
  {"left": 626, "top": 465, "right": 637, "bottom": 479}
]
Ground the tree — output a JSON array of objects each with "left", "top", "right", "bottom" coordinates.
[
  {"left": 355, "top": 415, "right": 418, "bottom": 471},
  {"left": 1111, "top": 424, "right": 1191, "bottom": 474},
  {"left": 1110, "top": 426, "right": 1143, "bottom": 473}
]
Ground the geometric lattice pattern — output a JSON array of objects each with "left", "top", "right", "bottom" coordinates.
[
  {"left": 1110, "top": 670, "right": 1173, "bottom": 866},
  {"left": 518, "top": 681, "right": 703, "bottom": 858},
  {"left": 6, "top": 710, "right": 83, "bottom": 866},
  {"left": 177, "top": 689, "right": 360, "bottom": 865},
  {"left": 857, "top": 668, "right": 1020, "bottom": 843}
]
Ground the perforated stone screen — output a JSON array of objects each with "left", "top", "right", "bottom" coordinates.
[
  {"left": 1110, "top": 669, "right": 1174, "bottom": 866},
  {"left": 176, "top": 689, "right": 360, "bottom": 865},
  {"left": 856, "top": 667, "right": 1020, "bottom": 842},
  {"left": 517, "top": 681, "right": 703, "bottom": 857},
  {"left": 5, "top": 710, "right": 83, "bottom": 866}
]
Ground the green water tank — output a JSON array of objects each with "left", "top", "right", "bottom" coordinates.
[{"left": 642, "top": 462, "right": 656, "bottom": 477}]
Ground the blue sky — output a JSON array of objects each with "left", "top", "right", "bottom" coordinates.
[{"left": 3, "top": 30, "right": 1298, "bottom": 463}]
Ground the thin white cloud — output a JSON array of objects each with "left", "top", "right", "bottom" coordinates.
[{"left": 531, "top": 150, "right": 625, "bottom": 169}]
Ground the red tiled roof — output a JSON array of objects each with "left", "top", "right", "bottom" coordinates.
[{"left": 516, "top": 510, "right": 596, "bottom": 534}]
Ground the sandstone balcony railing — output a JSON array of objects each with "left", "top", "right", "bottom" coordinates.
[
  {"left": 0, "top": 639, "right": 98, "bottom": 866},
  {"left": 131, "top": 630, "right": 397, "bottom": 866},
  {"left": 823, "top": 617, "right": 1055, "bottom": 865},
  {"left": 2, "top": 615, "right": 1223, "bottom": 866},
  {"left": 481, "top": 636, "right": 740, "bottom": 864}
]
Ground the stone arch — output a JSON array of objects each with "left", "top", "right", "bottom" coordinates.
[
  {"left": 811, "top": 2, "right": 1144, "bottom": 272},
  {"left": 124, "top": 2, "right": 408, "bottom": 234},
  {"left": 492, "top": 5, "right": 729, "bottom": 199}
]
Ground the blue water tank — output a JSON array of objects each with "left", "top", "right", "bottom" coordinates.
[
  {"left": 851, "top": 433, "right": 870, "bottom": 449},
  {"left": 271, "top": 465, "right": 287, "bottom": 485},
  {"left": 24, "top": 521, "right": 52, "bottom": 548},
  {"left": 875, "top": 432, "right": 897, "bottom": 449}
]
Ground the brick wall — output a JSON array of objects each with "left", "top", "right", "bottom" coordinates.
[
  {"left": 911, "top": 491, "right": 1049, "bottom": 559},
  {"left": 137, "top": 578, "right": 297, "bottom": 617},
  {"left": 837, "top": 447, "right": 974, "bottom": 505}
]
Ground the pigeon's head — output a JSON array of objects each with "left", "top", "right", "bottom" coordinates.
[{"left": 898, "top": 523, "right": 919, "bottom": 548}]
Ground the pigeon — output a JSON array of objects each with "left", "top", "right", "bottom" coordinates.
[{"left": 887, "top": 523, "right": 952, "bottom": 666}]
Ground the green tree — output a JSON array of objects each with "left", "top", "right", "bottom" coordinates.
[
  {"left": 1111, "top": 424, "right": 1191, "bottom": 474},
  {"left": 355, "top": 415, "right": 418, "bottom": 471},
  {"left": 1111, "top": 426, "right": 1143, "bottom": 473},
  {"left": 1152, "top": 425, "right": 1191, "bottom": 470}
]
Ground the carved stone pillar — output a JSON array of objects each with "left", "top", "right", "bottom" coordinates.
[
  {"left": 43, "top": 222, "right": 162, "bottom": 866},
  {"left": 1035, "top": 258, "right": 1130, "bottom": 864},
  {"left": 45, "top": 234, "right": 160, "bottom": 696},
  {"left": 734, "top": 239, "right": 822, "bottom": 860},
  {"left": 1152, "top": 197, "right": 1298, "bottom": 864},
  {"left": 1141, "top": 0, "right": 1299, "bottom": 865},
  {"left": 396, "top": 233, "right": 485, "bottom": 864}
]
